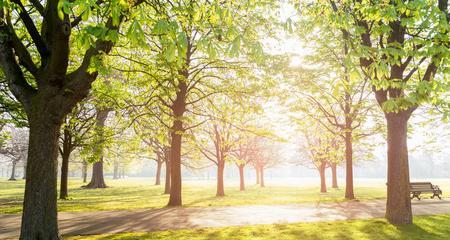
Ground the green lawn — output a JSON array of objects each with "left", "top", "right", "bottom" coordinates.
[
  {"left": 67, "top": 215, "right": 450, "bottom": 240},
  {"left": 0, "top": 177, "right": 448, "bottom": 214}
]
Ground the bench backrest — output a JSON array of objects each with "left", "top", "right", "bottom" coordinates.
[{"left": 410, "top": 182, "right": 433, "bottom": 189}]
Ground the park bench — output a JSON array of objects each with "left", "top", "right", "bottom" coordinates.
[{"left": 410, "top": 182, "right": 442, "bottom": 200}]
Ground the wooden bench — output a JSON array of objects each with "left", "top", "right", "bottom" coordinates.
[{"left": 410, "top": 182, "right": 442, "bottom": 200}]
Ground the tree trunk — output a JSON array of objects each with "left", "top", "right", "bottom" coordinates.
[
  {"left": 216, "top": 161, "right": 225, "bottom": 197},
  {"left": 331, "top": 162, "right": 338, "bottom": 189},
  {"left": 168, "top": 120, "right": 183, "bottom": 206},
  {"left": 113, "top": 161, "right": 119, "bottom": 179},
  {"left": 155, "top": 160, "right": 162, "bottom": 185},
  {"left": 8, "top": 160, "right": 17, "bottom": 181},
  {"left": 385, "top": 112, "right": 412, "bottom": 224},
  {"left": 344, "top": 100, "right": 354, "bottom": 199},
  {"left": 260, "top": 167, "right": 265, "bottom": 187},
  {"left": 59, "top": 150, "right": 70, "bottom": 199},
  {"left": 238, "top": 164, "right": 245, "bottom": 191},
  {"left": 59, "top": 126, "right": 72, "bottom": 200},
  {"left": 256, "top": 167, "right": 260, "bottom": 185},
  {"left": 22, "top": 162, "right": 26, "bottom": 179},
  {"left": 20, "top": 118, "right": 61, "bottom": 239},
  {"left": 341, "top": 28, "right": 355, "bottom": 200},
  {"left": 167, "top": 79, "right": 187, "bottom": 206},
  {"left": 85, "top": 161, "right": 107, "bottom": 188},
  {"left": 164, "top": 158, "right": 171, "bottom": 194},
  {"left": 319, "top": 162, "right": 327, "bottom": 193},
  {"left": 82, "top": 160, "right": 88, "bottom": 183},
  {"left": 84, "top": 108, "right": 109, "bottom": 189}
]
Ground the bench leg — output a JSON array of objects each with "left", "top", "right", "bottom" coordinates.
[{"left": 411, "top": 192, "right": 421, "bottom": 200}]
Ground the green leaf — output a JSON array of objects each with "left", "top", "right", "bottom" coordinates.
[{"left": 165, "top": 42, "right": 176, "bottom": 62}]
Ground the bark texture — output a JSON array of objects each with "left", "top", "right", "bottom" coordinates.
[
  {"left": 85, "top": 161, "right": 107, "bottom": 188},
  {"left": 168, "top": 120, "right": 182, "bottom": 206},
  {"left": 20, "top": 118, "right": 62, "bottom": 239},
  {"left": 344, "top": 130, "right": 354, "bottom": 198},
  {"left": 168, "top": 79, "right": 187, "bottom": 206},
  {"left": 385, "top": 112, "right": 412, "bottom": 224}
]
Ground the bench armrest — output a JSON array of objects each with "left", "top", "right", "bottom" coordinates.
[{"left": 432, "top": 185, "right": 441, "bottom": 190}]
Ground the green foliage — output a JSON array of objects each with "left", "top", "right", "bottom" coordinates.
[{"left": 303, "top": 0, "right": 450, "bottom": 115}]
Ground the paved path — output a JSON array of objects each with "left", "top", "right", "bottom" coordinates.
[{"left": 2, "top": 199, "right": 450, "bottom": 239}]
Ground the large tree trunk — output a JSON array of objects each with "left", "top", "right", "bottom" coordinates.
[
  {"left": 167, "top": 79, "right": 187, "bottom": 206},
  {"left": 20, "top": 118, "right": 62, "bottom": 239},
  {"left": 164, "top": 158, "right": 171, "bottom": 194},
  {"left": 84, "top": 108, "right": 109, "bottom": 189},
  {"left": 260, "top": 167, "right": 265, "bottom": 188},
  {"left": 82, "top": 160, "right": 88, "bottom": 183},
  {"left": 8, "top": 160, "right": 17, "bottom": 181},
  {"left": 331, "top": 162, "right": 338, "bottom": 189},
  {"left": 385, "top": 112, "right": 412, "bottom": 224},
  {"left": 59, "top": 151, "right": 70, "bottom": 199},
  {"left": 319, "top": 162, "right": 327, "bottom": 193},
  {"left": 155, "top": 160, "right": 162, "bottom": 185},
  {"left": 216, "top": 161, "right": 225, "bottom": 197},
  {"left": 238, "top": 164, "right": 245, "bottom": 191}
]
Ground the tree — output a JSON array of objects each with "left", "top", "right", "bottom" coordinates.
[
  {"left": 298, "top": 123, "right": 342, "bottom": 193},
  {"left": 83, "top": 106, "right": 111, "bottom": 189},
  {"left": 0, "top": 0, "right": 146, "bottom": 236},
  {"left": 132, "top": 109, "right": 171, "bottom": 186},
  {"left": 305, "top": 0, "right": 449, "bottom": 224},
  {"left": 231, "top": 136, "right": 257, "bottom": 191},
  {"left": 59, "top": 100, "right": 96, "bottom": 199},
  {"left": 193, "top": 97, "right": 238, "bottom": 197},
  {"left": 0, "top": 128, "right": 28, "bottom": 181},
  {"left": 113, "top": 0, "right": 271, "bottom": 206},
  {"left": 290, "top": 11, "right": 383, "bottom": 198},
  {"left": 249, "top": 137, "right": 281, "bottom": 188}
]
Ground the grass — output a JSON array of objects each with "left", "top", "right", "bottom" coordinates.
[
  {"left": 1, "top": 177, "right": 449, "bottom": 214},
  {"left": 0, "top": 177, "right": 386, "bottom": 214},
  {"left": 67, "top": 215, "right": 450, "bottom": 240}
]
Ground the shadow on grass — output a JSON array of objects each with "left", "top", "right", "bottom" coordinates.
[{"left": 72, "top": 215, "right": 450, "bottom": 240}]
